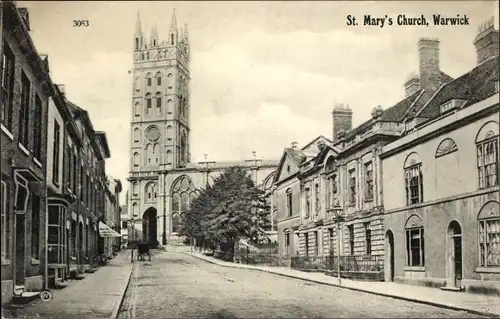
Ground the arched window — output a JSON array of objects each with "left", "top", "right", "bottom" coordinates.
[
  {"left": 180, "top": 132, "right": 187, "bottom": 164},
  {"left": 155, "top": 92, "right": 162, "bottom": 115},
  {"left": 167, "top": 99, "right": 174, "bottom": 114},
  {"left": 478, "top": 201, "right": 500, "bottom": 267},
  {"left": 404, "top": 152, "right": 423, "bottom": 205},
  {"left": 166, "top": 126, "right": 173, "bottom": 142},
  {"left": 141, "top": 52, "right": 144, "bottom": 60},
  {"left": 133, "top": 152, "right": 140, "bottom": 167},
  {"left": 286, "top": 188, "right": 292, "bottom": 217},
  {"left": 405, "top": 214, "right": 424, "bottom": 267},
  {"left": 283, "top": 228, "right": 291, "bottom": 255},
  {"left": 145, "top": 93, "right": 152, "bottom": 113},
  {"left": 145, "top": 183, "right": 157, "bottom": 202},
  {"left": 135, "top": 38, "right": 139, "bottom": 50},
  {"left": 145, "top": 143, "right": 152, "bottom": 164},
  {"left": 152, "top": 143, "right": 159, "bottom": 164},
  {"left": 170, "top": 176, "right": 197, "bottom": 233},
  {"left": 146, "top": 73, "right": 152, "bottom": 86},
  {"left": 133, "top": 128, "right": 140, "bottom": 142},
  {"left": 146, "top": 52, "right": 150, "bottom": 60},
  {"left": 166, "top": 150, "right": 173, "bottom": 165},
  {"left": 435, "top": 138, "right": 458, "bottom": 158},
  {"left": 134, "top": 77, "right": 140, "bottom": 91},
  {"left": 476, "top": 121, "right": 499, "bottom": 189},
  {"left": 167, "top": 73, "right": 173, "bottom": 89},
  {"left": 132, "top": 203, "right": 139, "bottom": 217},
  {"left": 132, "top": 182, "right": 139, "bottom": 196},
  {"left": 304, "top": 187, "right": 311, "bottom": 218},
  {"left": 134, "top": 102, "right": 140, "bottom": 116},
  {"left": 156, "top": 72, "right": 162, "bottom": 86}
]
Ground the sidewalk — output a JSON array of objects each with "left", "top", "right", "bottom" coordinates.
[
  {"left": 2, "top": 251, "right": 133, "bottom": 319},
  {"left": 187, "top": 251, "right": 500, "bottom": 318}
]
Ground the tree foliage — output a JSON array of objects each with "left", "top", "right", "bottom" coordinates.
[{"left": 179, "top": 167, "right": 270, "bottom": 253}]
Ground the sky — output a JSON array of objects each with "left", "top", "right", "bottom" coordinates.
[{"left": 19, "top": 0, "right": 496, "bottom": 203}]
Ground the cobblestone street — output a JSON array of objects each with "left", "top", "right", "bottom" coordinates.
[{"left": 117, "top": 250, "right": 484, "bottom": 319}]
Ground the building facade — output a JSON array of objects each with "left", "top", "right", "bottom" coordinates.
[
  {"left": 1, "top": 2, "right": 50, "bottom": 303},
  {"left": 104, "top": 176, "right": 123, "bottom": 257},
  {"left": 127, "top": 10, "right": 278, "bottom": 246},
  {"left": 381, "top": 20, "right": 499, "bottom": 295}
]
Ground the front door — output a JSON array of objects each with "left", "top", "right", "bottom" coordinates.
[
  {"left": 15, "top": 213, "right": 26, "bottom": 286},
  {"left": 453, "top": 234, "right": 462, "bottom": 287}
]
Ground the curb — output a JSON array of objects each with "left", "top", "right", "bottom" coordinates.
[
  {"left": 109, "top": 262, "right": 134, "bottom": 319},
  {"left": 186, "top": 252, "right": 499, "bottom": 318}
]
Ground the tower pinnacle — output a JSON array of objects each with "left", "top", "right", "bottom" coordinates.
[
  {"left": 184, "top": 22, "right": 189, "bottom": 43},
  {"left": 170, "top": 8, "right": 177, "bottom": 31},
  {"left": 135, "top": 12, "right": 142, "bottom": 34}
]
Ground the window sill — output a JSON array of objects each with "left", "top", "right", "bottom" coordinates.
[
  {"left": 1, "top": 124, "right": 14, "bottom": 140},
  {"left": 31, "top": 258, "right": 40, "bottom": 265},
  {"left": 1, "top": 257, "right": 11, "bottom": 266},
  {"left": 476, "top": 267, "right": 500, "bottom": 274},
  {"left": 404, "top": 266, "right": 425, "bottom": 272},
  {"left": 18, "top": 143, "right": 30, "bottom": 156},
  {"left": 33, "top": 158, "right": 42, "bottom": 168}
]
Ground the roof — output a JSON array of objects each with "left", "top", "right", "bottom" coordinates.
[
  {"left": 96, "top": 132, "right": 111, "bottom": 158},
  {"left": 417, "top": 55, "right": 499, "bottom": 119},
  {"left": 339, "top": 89, "right": 423, "bottom": 143},
  {"left": 300, "top": 135, "right": 333, "bottom": 151}
]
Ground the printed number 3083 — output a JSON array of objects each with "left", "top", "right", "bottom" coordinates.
[{"left": 73, "top": 20, "right": 90, "bottom": 27}]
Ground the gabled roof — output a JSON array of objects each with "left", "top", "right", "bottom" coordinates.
[
  {"left": 300, "top": 135, "right": 333, "bottom": 151},
  {"left": 313, "top": 144, "right": 340, "bottom": 167},
  {"left": 272, "top": 147, "right": 306, "bottom": 184},
  {"left": 417, "top": 55, "right": 499, "bottom": 120}
]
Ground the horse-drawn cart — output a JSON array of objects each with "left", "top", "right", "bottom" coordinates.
[{"left": 136, "top": 241, "right": 151, "bottom": 261}]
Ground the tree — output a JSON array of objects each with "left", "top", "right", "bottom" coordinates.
[{"left": 180, "top": 166, "right": 270, "bottom": 257}]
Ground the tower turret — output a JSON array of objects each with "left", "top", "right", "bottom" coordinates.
[
  {"left": 134, "top": 12, "right": 143, "bottom": 50},
  {"left": 168, "top": 9, "right": 178, "bottom": 46},
  {"left": 150, "top": 26, "right": 158, "bottom": 47}
]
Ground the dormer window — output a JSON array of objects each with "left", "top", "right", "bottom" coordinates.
[
  {"left": 440, "top": 100, "right": 454, "bottom": 114},
  {"left": 495, "top": 81, "right": 499, "bottom": 94}
]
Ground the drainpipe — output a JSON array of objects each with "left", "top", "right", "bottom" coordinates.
[{"left": 44, "top": 184, "right": 49, "bottom": 290}]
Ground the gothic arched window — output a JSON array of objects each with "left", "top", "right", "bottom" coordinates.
[
  {"left": 180, "top": 132, "right": 187, "bottom": 164},
  {"left": 167, "top": 73, "right": 173, "bottom": 89},
  {"left": 166, "top": 126, "right": 173, "bottom": 142},
  {"left": 132, "top": 182, "right": 139, "bottom": 196},
  {"left": 145, "top": 93, "right": 152, "bottom": 113},
  {"left": 167, "top": 99, "right": 174, "bottom": 114},
  {"left": 145, "top": 182, "right": 157, "bottom": 203},
  {"left": 146, "top": 73, "right": 152, "bottom": 86},
  {"left": 133, "top": 152, "right": 140, "bottom": 167},
  {"left": 134, "top": 102, "right": 140, "bottom": 116},
  {"left": 166, "top": 150, "right": 173, "bottom": 165},
  {"left": 155, "top": 92, "right": 162, "bottom": 115},
  {"left": 170, "top": 175, "right": 197, "bottom": 234},
  {"left": 156, "top": 72, "right": 162, "bottom": 86},
  {"left": 133, "top": 128, "right": 140, "bottom": 142}
]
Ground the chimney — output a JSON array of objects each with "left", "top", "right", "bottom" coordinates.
[
  {"left": 332, "top": 103, "right": 353, "bottom": 143},
  {"left": 418, "top": 38, "right": 441, "bottom": 92},
  {"left": 473, "top": 17, "right": 499, "bottom": 64},
  {"left": 404, "top": 72, "right": 420, "bottom": 97},
  {"left": 291, "top": 142, "right": 298, "bottom": 149},
  {"left": 57, "top": 84, "right": 66, "bottom": 97}
]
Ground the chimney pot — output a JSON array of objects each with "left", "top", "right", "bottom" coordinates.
[
  {"left": 473, "top": 17, "right": 499, "bottom": 64},
  {"left": 291, "top": 142, "right": 298, "bottom": 149}
]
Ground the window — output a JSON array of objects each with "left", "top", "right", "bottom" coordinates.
[
  {"left": 146, "top": 183, "right": 157, "bottom": 202},
  {"left": 146, "top": 73, "right": 151, "bottom": 86},
  {"left": 33, "top": 95, "right": 43, "bottom": 160},
  {"left": 171, "top": 34, "right": 174, "bottom": 45},
  {"left": 134, "top": 102, "right": 140, "bottom": 116},
  {"left": 48, "top": 205, "right": 67, "bottom": 264},
  {"left": 167, "top": 73, "right": 173, "bottom": 89},
  {"left": 52, "top": 120, "right": 61, "bottom": 186},
  {"left": 477, "top": 127, "right": 499, "bottom": 189},
  {"left": 286, "top": 165, "right": 290, "bottom": 173},
  {"left": 171, "top": 176, "right": 197, "bottom": 232},
  {"left": 133, "top": 152, "right": 140, "bottom": 167},
  {"left": 133, "top": 128, "right": 140, "bottom": 142},
  {"left": 1, "top": 41, "right": 15, "bottom": 130},
  {"left": 122, "top": 221, "right": 128, "bottom": 229},
  {"left": 435, "top": 138, "right": 458, "bottom": 158},
  {"left": 65, "top": 144, "right": 71, "bottom": 191},
  {"left": 31, "top": 194, "right": 40, "bottom": 259},
  {"left": 439, "top": 100, "right": 455, "bottom": 114},
  {"left": 79, "top": 165, "right": 84, "bottom": 200},
  {"left": 156, "top": 93, "right": 162, "bottom": 114},
  {"left": 348, "top": 169, "right": 356, "bottom": 205},
  {"left": 314, "top": 183, "right": 320, "bottom": 213},
  {"left": 314, "top": 231, "right": 319, "bottom": 256},
  {"left": 305, "top": 187, "right": 311, "bottom": 218},
  {"left": 405, "top": 165, "right": 423, "bottom": 205},
  {"left": 478, "top": 201, "right": 500, "bottom": 267},
  {"left": 19, "top": 72, "right": 31, "bottom": 147},
  {"left": 304, "top": 233, "right": 309, "bottom": 256},
  {"left": 328, "top": 228, "right": 334, "bottom": 255},
  {"left": 157, "top": 74, "right": 162, "bottom": 86},
  {"left": 406, "top": 227, "right": 424, "bottom": 267},
  {"left": 1, "top": 178, "right": 9, "bottom": 259},
  {"left": 286, "top": 189, "right": 292, "bottom": 217},
  {"left": 495, "top": 81, "right": 499, "bottom": 94},
  {"left": 348, "top": 225, "right": 354, "bottom": 255},
  {"left": 146, "top": 94, "right": 152, "bottom": 113},
  {"left": 135, "top": 38, "right": 139, "bottom": 50},
  {"left": 364, "top": 222, "right": 371, "bottom": 255},
  {"left": 364, "top": 162, "right": 373, "bottom": 200}
]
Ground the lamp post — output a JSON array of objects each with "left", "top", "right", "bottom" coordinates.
[
  {"left": 333, "top": 205, "right": 345, "bottom": 284},
  {"left": 129, "top": 218, "right": 135, "bottom": 263}
]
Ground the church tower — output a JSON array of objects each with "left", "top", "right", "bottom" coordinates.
[{"left": 128, "top": 9, "right": 191, "bottom": 243}]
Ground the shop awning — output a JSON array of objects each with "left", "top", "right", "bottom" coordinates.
[{"left": 99, "top": 221, "right": 121, "bottom": 238}]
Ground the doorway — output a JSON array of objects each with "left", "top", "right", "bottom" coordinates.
[
  {"left": 447, "top": 221, "right": 462, "bottom": 288},
  {"left": 15, "top": 213, "right": 26, "bottom": 286},
  {"left": 143, "top": 208, "right": 158, "bottom": 247},
  {"left": 385, "top": 230, "right": 395, "bottom": 282}
]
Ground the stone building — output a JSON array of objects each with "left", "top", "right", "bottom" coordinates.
[
  {"left": 103, "top": 176, "right": 123, "bottom": 257},
  {"left": 274, "top": 136, "right": 332, "bottom": 257},
  {"left": 381, "top": 19, "right": 499, "bottom": 295},
  {"left": 1, "top": 2, "right": 50, "bottom": 303},
  {"left": 127, "top": 10, "right": 278, "bottom": 246}
]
